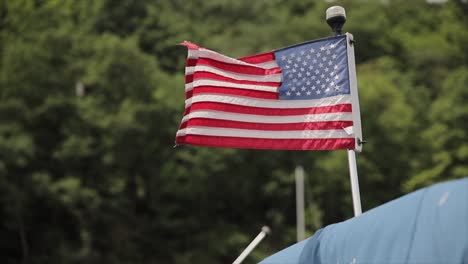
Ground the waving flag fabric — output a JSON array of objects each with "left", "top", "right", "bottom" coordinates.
[{"left": 176, "top": 34, "right": 362, "bottom": 151}]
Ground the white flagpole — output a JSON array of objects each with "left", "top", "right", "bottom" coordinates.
[
  {"left": 327, "top": 6, "right": 364, "bottom": 217},
  {"left": 347, "top": 150, "right": 362, "bottom": 216},
  {"left": 346, "top": 32, "right": 363, "bottom": 217}
]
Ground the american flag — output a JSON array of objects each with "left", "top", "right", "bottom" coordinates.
[{"left": 176, "top": 34, "right": 362, "bottom": 151}]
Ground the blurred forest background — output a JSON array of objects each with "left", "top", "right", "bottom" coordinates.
[{"left": 1, "top": 0, "right": 468, "bottom": 263}]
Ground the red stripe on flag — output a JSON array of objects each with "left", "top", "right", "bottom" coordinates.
[
  {"left": 180, "top": 41, "right": 200, "bottom": 50},
  {"left": 186, "top": 59, "right": 197, "bottom": 66},
  {"left": 185, "top": 75, "right": 193, "bottom": 83},
  {"left": 187, "top": 86, "right": 278, "bottom": 100},
  {"left": 183, "top": 107, "right": 190, "bottom": 117},
  {"left": 180, "top": 119, "right": 353, "bottom": 131},
  {"left": 197, "top": 58, "right": 281, "bottom": 75},
  {"left": 187, "top": 102, "right": 352, "bottom": 116},
  {"left": 193, "top": 72, "right": 280, "bottom": 87},
  {"left": 176, "top": 135, "right": 355, "bottom": 150},
  {"left": 238, "top": 52, "right": 275, "bottom": 64}
]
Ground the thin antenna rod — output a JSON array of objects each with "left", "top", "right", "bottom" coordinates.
[{"left": 232, "top": 226, "right": 271, "bottom": 264}]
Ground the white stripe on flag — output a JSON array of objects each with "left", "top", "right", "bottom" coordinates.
[
  {"left": 185, "top": 82, "right": 193, "bottom": 91},
  {"left": 186, "top": 65, "right": 282, "bottom": 82},
  {"left": 187, "top": 49, "right": 199, "bottom": 59},
  {"left": 186, "top": 94, "right": 351, "bottom": 109},
  {"left": 177, "top": 127, "right": 352, "bottom": 139},
  {"left": 186, "top": 66, "right": 194, "bottom": 74},
  {"left": 187, "top": 80, "right": 278, "bottom": 93},
  {"left": 255, "top": 61, "right": 280, "bottom": 69},
  {"left": 181, "top": 110, "right": 352, "bottom": 124}
]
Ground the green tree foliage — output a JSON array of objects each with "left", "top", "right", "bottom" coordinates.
[{"left": 1, "top": 0, "right": 468, "bottom": 263}]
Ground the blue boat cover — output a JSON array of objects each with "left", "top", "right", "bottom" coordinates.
[{"left": 260, "top": 177, "right": 468, "bottom": 264}]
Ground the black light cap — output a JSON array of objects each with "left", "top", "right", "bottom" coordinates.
[{"left": 326, "top": 6, "right": 346, "bottom": 35}]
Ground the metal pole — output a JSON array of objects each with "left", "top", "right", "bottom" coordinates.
[
  {"left": 232, "top": 226, "right": 271, "bottom": 264},
  {"left": 326, "top": 6, "right": 364, "bottom": 217},
  {"left": 347, "top": 150, "right": 362, "bottom": 216},
  {"left": 295, "top": 166, "right": 305, "bottom": 241}
]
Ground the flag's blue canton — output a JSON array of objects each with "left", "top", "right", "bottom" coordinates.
[{"left": 274, "top": 36, "right": 350, "bottom": 100}]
